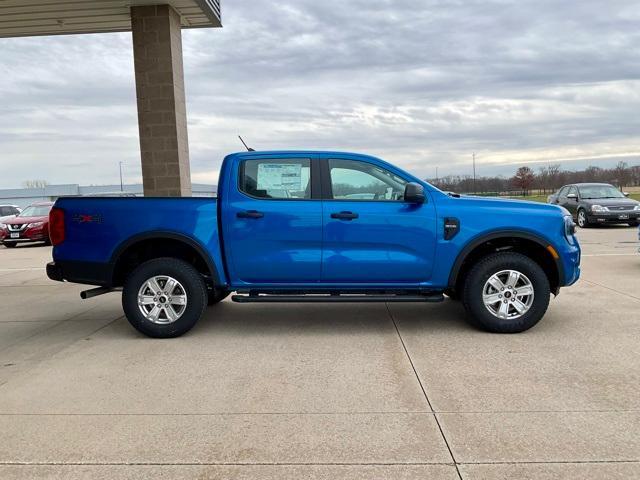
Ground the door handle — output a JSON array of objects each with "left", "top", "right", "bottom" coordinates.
[
  {"left": 237, "top": 210, "right": 264, "bottom": 219},
  {"left": 331, "top": 211, "right": 358, "bottom": 220}
]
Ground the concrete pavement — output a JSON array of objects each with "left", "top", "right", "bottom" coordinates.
[{"left": 0, "top": 227, "right": 638, "bottom": 479}]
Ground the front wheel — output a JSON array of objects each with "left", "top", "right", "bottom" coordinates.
[
  {"left": 2, "top": 242, "right": 17, "bottom": 248},
  {"left": 462, "top": 252, "right": 550, "bottom": 333},
  {"left": 628, "top": 221, "right": 639, "bottom": 227},
  {"left": 577, "top": 209, "right": 590, "bottom": 228},
  {"left": 122, "top": 257, "right": 207, "bottom": 338}
]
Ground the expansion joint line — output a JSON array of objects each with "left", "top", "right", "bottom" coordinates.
[{"left": 385, "top": 303, "right": 463, "bottom": 480}]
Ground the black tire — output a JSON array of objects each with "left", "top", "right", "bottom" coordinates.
[
  {"left": 122, "top": 257, "right": 207, "bottom": 338},
  {"left": 576, "top": 209, "right": 590, "bottom": 228},
  {"left": 2, "top": 242, "right": 17, "bottom": 248},
  {"left": 628, "top": 221, "right": 639, "bottom": 227},
  {"left": 208, "top": 288, "right": 230, "bottom": 305},
  {"left": 462, "top": 252, "right": 550, "bottom": 333}
]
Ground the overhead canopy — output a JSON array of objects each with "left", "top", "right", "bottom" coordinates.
[{"left": 0, "top": 0, "right": 221, "bottom": 38}]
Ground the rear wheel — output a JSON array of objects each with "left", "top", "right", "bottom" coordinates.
[
  {"left": 122, "top": 257, "right": 207, "bottom": 338},
  {"left": 2, "top": 242, "right": 17, "bottom": 248},
  {"left": 577, "top": 209, "right": 590, "bottom": 228},
  {"left": 628, "top": 221, "right": 639, "bottom": 227},
  {"left": 462, "top": 252, "right": 550, "bottom": 333}
]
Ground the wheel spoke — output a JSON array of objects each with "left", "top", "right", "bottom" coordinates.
[
  {"left": 147, "top": 305, "right": 162, "bottom": 322},
  {"left": 171, "top": 295, "right": 187, "bottom": 306},
  {"left": 147, "top": 278, "right": 162, "bottom": 295},
  {"left": 497, "top": 301, "right": 509, "bottom": 319},
  {"left": 516, "top": 285, "right": 534, "bottom": 297},
  {"left": 512, "top": 298, "right": 528, "bottom": 314},
  {"left": 487, "top": 275, "right": 505, "bottom": 292},
  {"left": 164, "top": 305, "right": 179, "bottom": 322},
  {"left": 138, "top": 295, "right": 155, "bottom": 305},
  {"left": 164, "top": 277, "right": 177, "bottom": 295},
  {"left": 505, "top": 270, "right": 520, "bottom": 288},
  {"left": 483, "top": 292, "right": 502, "bottom": 304}
]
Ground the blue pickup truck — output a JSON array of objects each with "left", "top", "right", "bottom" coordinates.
[{"left": 47, "top": 151, "right": 581, "bottom": 337}]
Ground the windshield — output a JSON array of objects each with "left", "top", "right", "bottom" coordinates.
[
  {"left": 19, "top": 205, "right": 52, "bottom": 217},
  {"left": 578, "top": 185, "right": 625, "bottom": 199}
]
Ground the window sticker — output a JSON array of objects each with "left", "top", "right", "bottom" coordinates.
[{"left": 257, "top": 163, "right": 303, "bottom": 191}]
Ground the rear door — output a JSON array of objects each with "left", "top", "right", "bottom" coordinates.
[
  {"left": 320, "top": 157, "right": 437, "bottom": 284},
  {"left": 221, "top": 155, "right": 323, "bottom": 285}
]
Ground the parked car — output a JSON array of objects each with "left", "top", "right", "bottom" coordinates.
[
  {"left": 548, "top": 183, "right": 640, "bottom": 228},
  {"left": 47, "top": 151, "right": 581, "bottom": 338},
  {"left": 0, "top": 202, "right": 54, "bottom": 248},
  {"left": 0, "top": 204, "right": 21, "bottom": 225}
]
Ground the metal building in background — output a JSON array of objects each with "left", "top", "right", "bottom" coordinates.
[{"left": 0, "top": 1, "right": 222, "bottom": 197}]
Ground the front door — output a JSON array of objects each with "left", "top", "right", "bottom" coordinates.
[
  {"left": 222, "top": 155, "right": 323, "bottom": 285},
  {"left": 320, "top": 158, "right": 437, "bottom": 284}
]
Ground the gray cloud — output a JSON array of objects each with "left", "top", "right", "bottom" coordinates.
[{"left": 1, "top": 0, "right": 639, "bottom": 188}]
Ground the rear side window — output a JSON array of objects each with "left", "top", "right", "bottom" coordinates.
[{"left": 240, "top": 159, "right": 311, "bottom": 199}]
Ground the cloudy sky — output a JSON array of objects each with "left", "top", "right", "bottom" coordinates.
[{"left": 1, "top": 0, "right": 639, "bottom": 188}]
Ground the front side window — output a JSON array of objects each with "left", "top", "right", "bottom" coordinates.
[
  {"left": 558, "top": 186, "right": 569, "bottom": 197},
  {"left": 328, "top": 159, "right": 407, "bottom": 201},
  {"left": 240, "top": 159, "right": 311, "bottom": 199}
]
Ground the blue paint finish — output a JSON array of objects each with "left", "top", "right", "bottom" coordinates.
[{"left": 51, "top": 150, "right": 580, "bottom": 292}]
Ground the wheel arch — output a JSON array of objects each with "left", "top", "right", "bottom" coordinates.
[
  {"left": 448, "top": 230, "right": 564, "bottom": 295},
  {"left": 109, "top": 231, "right": 221, "bottom": 288}
]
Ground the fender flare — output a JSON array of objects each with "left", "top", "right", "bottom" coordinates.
[
  {"left": 108, "top": 231, "right": 221, "bottom": 285},
  {"left": 447, "top": 230, "right": 563, "bottom": 288}
]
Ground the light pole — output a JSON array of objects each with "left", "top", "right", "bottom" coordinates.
[
  {"left": 119, "top": 162, "right": 124, "bottom": 192},
  {"left": 472, "top": 152, "right": 477, "bottom": 194}
]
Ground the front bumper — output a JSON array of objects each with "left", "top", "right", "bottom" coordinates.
[
  {"left": 1, "top": 228, "right": 48, "bottom": 244},
  {"left": 587, "top": 211, "right": 639, "bottom": 223}
]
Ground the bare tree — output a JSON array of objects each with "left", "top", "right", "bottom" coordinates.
[{"left": 511, "top": 167, "right": 536, "bottom": 196}]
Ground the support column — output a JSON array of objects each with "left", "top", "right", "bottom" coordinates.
[{"left": 131, "top": 5, "right": 191, "bottom": 197}]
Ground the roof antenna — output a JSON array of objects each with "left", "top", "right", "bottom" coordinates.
[{"left": 238, "top": 135, "right": 255, "bottom": 151}]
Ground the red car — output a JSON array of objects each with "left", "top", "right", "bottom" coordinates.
[{"left": 0, "top": 202, "right": 54, "bottom": 248}]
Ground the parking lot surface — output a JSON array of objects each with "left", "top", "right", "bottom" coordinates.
[{"left": 0, "top": 227, "right": 638, "bottom": 479}]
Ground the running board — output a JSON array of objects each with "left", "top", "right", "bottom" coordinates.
[{"left": 231, "top": 293, "right": 444, "bottom": 303}]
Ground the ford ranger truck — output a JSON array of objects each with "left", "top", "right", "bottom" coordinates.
[{"left": 46, "top": 151, "right": 581, "bottom": 338}]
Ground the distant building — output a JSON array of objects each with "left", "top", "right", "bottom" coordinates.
[{"left": 0, "top": 183, "right": 216, "bottom": 209}]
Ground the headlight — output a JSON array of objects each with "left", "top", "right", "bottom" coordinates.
[
  {"left": 564, "top": 216, "right": 576, "bottom": 237},
  {"left": 591, "top": 204, "right": 609, "bottom": 213},
  {"left": 26, "top": 222, "right": 44, "bottom": 228},
  {"left": 634, "top": 205, "right": 640, "bottom": 211}
]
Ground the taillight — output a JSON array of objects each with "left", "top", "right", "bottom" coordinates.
[{"left": 49, "top": 207, "right": 65, "bottom": 246}]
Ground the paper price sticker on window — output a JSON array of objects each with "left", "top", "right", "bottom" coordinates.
[{"left": 257, "top": 163, "right": 302, "bottom": 191}]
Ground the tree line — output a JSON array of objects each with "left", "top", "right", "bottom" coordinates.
[{"left": 430, "top": 161, "right": 640, "bottom": 196}]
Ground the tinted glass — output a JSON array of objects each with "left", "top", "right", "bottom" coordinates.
[
  {"left": 240, "top": 159, "right": 311, "bottom": 199},
  {"left": 558, "top": 186, "right": 569, "bottom": 197},
  {"left": 19, "top": 205, "right": 52, "bottom": 217},
  {"left": 578, "top": 185, "right": 625, "bottom": 199},
  {"left": 328, "top": 159, "right": 407, "bottom": 201}
]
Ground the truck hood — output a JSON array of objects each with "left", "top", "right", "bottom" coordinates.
[{"left": 452, "top": 194, "right": 566, "bottom": 214}]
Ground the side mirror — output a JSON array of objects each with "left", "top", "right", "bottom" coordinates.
[
  {"left": 567, "top": 193, "right": 577, "bottom": 200},
  {"left": 623, "top": 192, "right": 629, "bottom": 197},
  {"left": 404, "top": 182, "right": 425, "bottom": 204}
]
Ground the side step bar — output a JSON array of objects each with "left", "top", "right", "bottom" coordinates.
[{"left": 231, "top": 293, "right": 444, "bottom": 303}]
